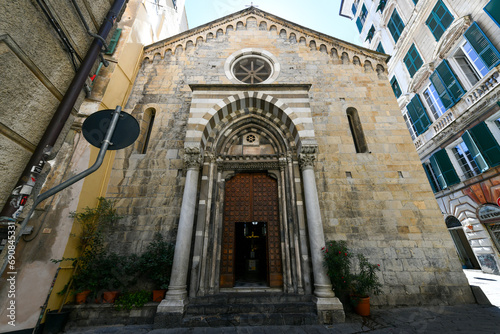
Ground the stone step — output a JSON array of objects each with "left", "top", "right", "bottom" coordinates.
[
  {"left": 182, "top": 312, "right": 319, "bottom": 327},
  {"left": 189, "top": 293, "right": 313, "bottom": 305},
  {"left": 185, "top": 302, "right": 316, "bottom": 315}
]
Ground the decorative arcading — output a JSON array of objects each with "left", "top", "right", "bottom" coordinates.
[
  {"left": 183, "top": 147, "right": 202, "bottom": 169},
  {"left": 141, "top": 9, "right": 387, "bottom": 73}
]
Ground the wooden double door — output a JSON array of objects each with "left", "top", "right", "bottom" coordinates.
[{"left": 220, "top": 173, "right": 283, "bottom": 288}]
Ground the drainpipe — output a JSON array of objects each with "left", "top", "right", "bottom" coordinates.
[{"left": 0, "top": 0, "right": 127, "bottom": 222}]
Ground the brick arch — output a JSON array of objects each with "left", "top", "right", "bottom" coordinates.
[{"left": 187, "top": 92, "right": 314, "bottom": 152}]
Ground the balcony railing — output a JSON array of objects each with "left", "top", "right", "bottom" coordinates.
[
  {"left": 413, "top": 67, "right": 500, "bottom": 152},
  {"left": 466, "top": 68, "right": 500, "bottom": 105},
  {"left": 432, "top": 110, "right": 454, "bottom": 134}
]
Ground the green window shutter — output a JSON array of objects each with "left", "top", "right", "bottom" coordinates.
[
  {"left": 356, "top": 17, "right": 363, "bottom": 32},
  {"left": 462, "top": 131, "right": 489, "bottom": 172},
  {"left": 430, "top": 149, "right": 460, "bottom": 189},
  {"left": 390, "top": 77, "right": 402, "bottom": 98},
  {"left": 406, "top": 95, "right": 431, "bottom": 136},
  {"left": 423, "top": 164, "right": 439, "bottom": 193},
  {"left": 435, "top": 60, "right": 464, "bottom": 103},
  {"left": 105, "top": 28, "right": 122, "bottom": 55},
  {"left": 376, "top": 42, "right": 385, "bottom": 53},
  {"left": 485, "top": 0, "right": 500, "bottom": 28},
  {"left": 404, "top": 44, "right": 423, "bottom": 78},
  {"left": 464, "top": 22, "right": 500, "bottom": 69},
  {"left": 426, "top": 0, "right": 454, "bottom": 41},
  {"left": 469, "top": 122, "right": 500, "bottom": 167},
  {"left": 388, "top": 10, "right": 405, "bottom": 43}
]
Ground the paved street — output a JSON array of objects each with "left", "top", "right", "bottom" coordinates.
[{"left": 64, "top": 270, "right": 500, "bottom": 334}]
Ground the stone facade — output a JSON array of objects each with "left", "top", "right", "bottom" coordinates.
[{"left": 104, "top": 7, "right": 473, "bottom": 319}]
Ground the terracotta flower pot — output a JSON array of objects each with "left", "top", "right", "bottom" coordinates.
[
  {"left": 102, "top": 291, "right": 119, "bottom": 303},
  {"left": 354, "top": 296, "right": 370, "bottom": 316},
  {"left": 153, "top": 289, "right": 166, "bottom": 302},
  {"left": 75, "top": 290, "right": 91, "bottom": 305}
]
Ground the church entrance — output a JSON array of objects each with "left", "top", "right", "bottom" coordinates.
[
  {"left": 234, "top": 222, "right": 267, "bottom": 286},
  {"left": 220, "top": 172, "right": 283, "bottom": 288}
]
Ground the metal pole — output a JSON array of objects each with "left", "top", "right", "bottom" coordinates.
[
  {"left": 0, "top": 106, "right": 122, "bottom": 275},
  {"left": 0, "top": 0, "right": 126, "bottom": 222}
]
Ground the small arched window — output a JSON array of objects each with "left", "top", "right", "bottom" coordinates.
[
  {"left": 141, "top": 108, "right": 156, "bottom": 154},
  {"left": 346, "top": 107, "right": 368, "bottom": 153}
]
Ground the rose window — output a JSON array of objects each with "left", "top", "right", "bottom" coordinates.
[{"left": 232, "top": 56, "right": 272, "bottom": 84}]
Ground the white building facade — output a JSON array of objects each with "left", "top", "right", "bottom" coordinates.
[{"left": 340, "top": 0, "right": 500, "bottom": 275}]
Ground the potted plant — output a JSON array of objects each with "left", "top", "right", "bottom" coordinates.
[
  {"left": 323, "top": 240, "right": 382, "bottom": 316},
  {"left": 139, "top": 233, "right": 175, "bottom": 302},
  {"left": 53, "top": 197, "right": 122, "bottom": 304},
  {"left": 350, "top": 254, "right": 382, "bottom": 316}
]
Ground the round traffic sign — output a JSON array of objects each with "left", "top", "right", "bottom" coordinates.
[{"left": 82, "top": 109, "right": 140, "bottom": 150}]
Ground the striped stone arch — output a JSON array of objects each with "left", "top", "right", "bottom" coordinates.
[{"left": 186, "top": 91, "right": 315, "bottom": 152}]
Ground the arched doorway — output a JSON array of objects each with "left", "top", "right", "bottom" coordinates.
[
  {"left": 446, "top": 216, "right": 480, "bottom": 269},
  {"left": 220, "top": 173, "right": 282, "bottom": 288}
]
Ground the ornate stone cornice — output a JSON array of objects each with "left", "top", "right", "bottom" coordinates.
[
  {"left": 299, "top": 145, "right": 318, "bottom": 170},
  {"left": 183, "top": 147, "right": 202, "bottom": 169},
  {"left": 433, "top": 15, "right": 472, "bottom": 61},
  {"left": 408, "top": 62, "right": 434, "bottom": 93}
]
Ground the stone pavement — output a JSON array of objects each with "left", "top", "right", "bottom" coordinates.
[
  {"left": 63, "top": 270, "right": 500, "bottom": 334},
  {"left": 463, "top": 269, "right": 500, "bottom": 307},
  {"left": 63, "top": 303, "right": 500, "bottom": 334}
]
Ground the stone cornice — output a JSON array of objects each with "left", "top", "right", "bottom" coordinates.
[{"left": 189, "top": 84, "right": 312, "bottom": 92}]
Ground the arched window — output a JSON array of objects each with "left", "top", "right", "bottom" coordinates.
[
  {"left": 346, "top": 107, "right": 368, "bottom": 153},
  {"left": 141, "top": 108, "right": 156, "bottom": 154}
]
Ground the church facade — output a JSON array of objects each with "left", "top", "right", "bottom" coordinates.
[{"left": 101, "top": 7, "right": 474, "bottom": 323}]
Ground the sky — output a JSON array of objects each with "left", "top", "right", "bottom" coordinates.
[{"left": 184, "top": 0, "right": 361, "bottom": 46}]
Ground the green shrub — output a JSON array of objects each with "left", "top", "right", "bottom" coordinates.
[{"left": 114, "top": 290, "right": 151, "bottom": 311}]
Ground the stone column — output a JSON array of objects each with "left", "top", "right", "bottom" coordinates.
[
  {"left": 157, "top": 147, "right": 201, "bottom": 315},
  {"left": 299, "top": 145, "right": 345, "bottom": 323}
]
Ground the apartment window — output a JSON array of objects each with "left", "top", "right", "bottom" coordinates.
[
  {"left": 412, "top": 0, "right": 419, "bottom": 4},
  {"left": 377, "top": 0, "right": 387, "bottom": 13},
  {"left": 404, "top": 44, "right": 423, "bottom": 78},
  {"left": 464, "top": 22, "right": 500, "bottom": 70},
  {"left": 423, "top": 84, "right": 445, "bottom": 120},
  {"left": 452, "top": 41, "right": 488, "bottom": 87},
  {"left": 406, "top": 94, "right": 431, "bottom": 136},
  {"left": 484, "top": 0, "right": 500, "bottom": 27},
  {"left": 172, "top": 0, "right": 177, "bottom": 10},
  {"left": 495, "top": 118, "right": 500, "bottom": 131},
  {"left": 388, "top": 9, "right": 405, "bottom": 43},
  {"left": 390, "top": 76, "right": 402, "bottom": 98},
  {"left": 352, "top": 3, "right": 357, "bottom": 15},
  {"left": 426, "top": 0, "right": 454, "bottom": 41},
  {"left": 429, "top": 149, "right": 461, "bottom": 190},
  {"left": 429, "top": 59, "right": 464, "bottom": 109},
  {"left": 462, "top": 122, "right": 500, "bottom": 172},
  {"left": 462, "top": 41, "right": 489, "bottom": 77},
  {"left": 452, "top": 142, "right": 480, "bottom": 178},
  {"left": 356, "top": 4, "right": 368, "bottom": 33},
  {"left": 423, "top": 162, "right": 441, "bottom": 192},
  {"left": 404, "top": 113, "right": 418, "bottom": 140},
  {"left": 366, "top": 26, "right": 375, "bottom": 42},
  {"left": 376, "top": 42, "right": 385, "bottom": 53}
]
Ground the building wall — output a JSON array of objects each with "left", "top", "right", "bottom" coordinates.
[
  {"left": 104, "top": 11, "right": 473, "bottom": 306},
  {"left": 341, "top": 0, "right": 500, "bottom": 274},
  {"left": 0, "top": 0, "right": 188, "bottom": 330}
]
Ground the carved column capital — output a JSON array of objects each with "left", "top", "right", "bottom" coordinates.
[
  {"left": 299, "top": 145, "right": 318, "bottom": 170},
  {"left": 183, "top": 147, "right": 202, "bottom": 170}
]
